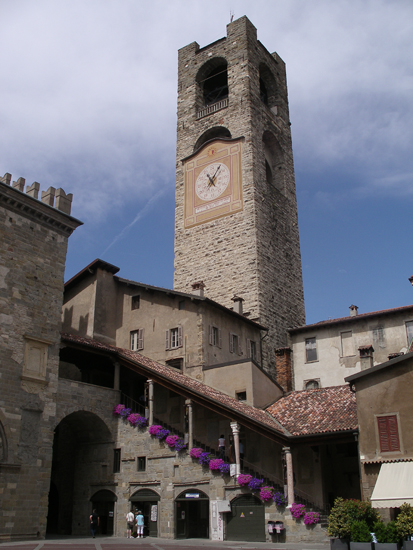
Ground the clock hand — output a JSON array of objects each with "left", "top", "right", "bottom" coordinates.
[
  {"left": 207, "top": 173, "right": 215, "bottom": 187},
  {"left": 211, "top": 165, "right": 221, "bottom": 181}
]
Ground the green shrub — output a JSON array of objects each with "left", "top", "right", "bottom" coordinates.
[
  {"left": 373, "top": 521, "right": 387, "bottom": 544},
  {"left": 396, "top": 503, "right": 413, "bottom": 540},
  {"left": 385, "top": 521, "right": 400, "bottom": 544},
  {"left": 351, "top": 520, "right": 373, "bottom": 543},
  {"left": 328, "top": 498, "right": 380, "bottom": 539}
]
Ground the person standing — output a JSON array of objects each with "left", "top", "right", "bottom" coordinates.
[
  {"left": 218, "top": 434, "right": 225, "bottom": 459},
  {"left": 136, "top": 510, "right": 144, "bottom": 538},
  {"left": 126, "top": 509, "right": 135, "bottom": 538},
  {"left": 89, "top": 509, "right": 99, "bottom": 538}
]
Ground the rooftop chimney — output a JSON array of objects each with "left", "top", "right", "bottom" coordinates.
[
  {"left": 359, "top": 345, "right": 374, "bottom": 370},
  {"left": 191, "top": 281, "right": 205, "bottom": 297},
  {"left": 350, "top": 304, "right": 358, "bottom": 317},
  {"left": 232, "top": 295, "right": 244, "bottom": 315}
]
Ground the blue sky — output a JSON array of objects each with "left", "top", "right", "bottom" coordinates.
[{"left": 1, "top": 0, "right": 412, "bottom": 325}]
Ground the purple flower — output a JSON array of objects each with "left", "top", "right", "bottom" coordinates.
[
  {"left": 189, "top": 447, "right": 203, "bottom": 459},
  {"left": 165, "top": 435, "right": 179, "bottom": 448},
  {"left": 135, "top": 416, "right": 148, "bottom": 428},
  {"left": 148, "top": 424, "right": 163, "bottom": 436},
  {"left": 198, "top": 452, "right": 211, "bottom": 465},
  {"left": 209, "top": 458, "right": 224, "bottom": 471},
  {"left": 273, "top": 492, "right": 286, "bottom": 506},
  {"left": 155, "top": 428, "right": 170, "bottom": 440},
  {"left": 120, "top": 407, "right": 131, "bottom": 418},
  {"left": 113, "top": 404, "right": 126, "bottom": 416},
  {"left": 248, "top": 477, "right": 263, "bottom": 491},
  {"left": 219, "top": 462, "right": 230, "bottom": 475},
  {"left": 304, "top": 511, "right": 319, "bottom": 525},
  {"left": 237, "top": 474, "right": 252, "bottom": 486},
  {"left": 291, "top": 503, "right": 306, "bottom": 519},
  {"left": 127, "top": 413, "right": 141, "bottom": 426},
  {"left": 259, "top": 486, "right": 274, "bottom": 502},
  {"left": 174, "top": 439, "right": 187, "bottom": 452}
]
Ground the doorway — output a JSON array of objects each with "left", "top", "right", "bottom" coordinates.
[
  {"left": 130, "top": 488, "right": 160, "bottom": 537},
  {"left": 175, "top": 490, "right": 209, "bottom": 539},
  {"left": 91, "top": 490, "right": 116, "bottom": 535},
  {"left": 226, "top": 494, "right": 265, "bottom": 542}
]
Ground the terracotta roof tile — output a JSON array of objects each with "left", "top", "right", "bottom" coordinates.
[
  {"left": 61, "top": 332, "right": 287, "bottom": 437},
  {"left": 266, "top": 385, "right": 357, "bottom": 436}
]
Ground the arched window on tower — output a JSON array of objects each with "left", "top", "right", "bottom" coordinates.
[
  {"left": 194, "top": 126, "right": 231, "bottom": 153},
  {"left": 259, "top": 63, "right": 277, "bottom": 112},
  {"left": 262, "top": 130, "right": 284, "bottom": 192},
  {"left": 196, "top": 58, "right": 229, "bottom": 119}
]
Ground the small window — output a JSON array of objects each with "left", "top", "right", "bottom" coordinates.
[
  {"left": 236, "top": 391, "right": 247, "bottom": 401},
  {"left": 166, "top": 358, "right": 183, "bottom": 370},
  {"left": 406, "top": 321, "right": 413, "bottom": 348},
  {"left": 230, "top": 333, "right": 241, "bottom": 355},
  {"left": 304, "top": 379, "right": 320, "bottom": 390},
  {"left": 113, "top": 448, "right": 121, "bottom": 473},
  {"left": 130, "top": 329, "right": 144, "bottom": 351},
  {"left": 247, "top": 339, "right": 257, "bottom": 361},
  {"left": 341, "top": 331, "right": 355, "bottom": 357},
  {"left": 131, "top": 295, "right": 140, "bottom": 310},
  {"left": 179, "top": 300, "right": 185, "bottom": 310},
  {"left": 373, "top": 327, "right": 385, "bottom": 349},
  {"left": 137, "top": 456, "right": 146, "bottom": 472},
  {"left": 209, "top": 325, "right": 222, "bottom": 348},
  {"left": 165, "top": 326, "right": 183, "bottom": 350},
  {"left": 305, "top": 337, "right": 317, "bottom": 362},
  {"left": 377, "top": 415, "right": 400, "bottom": 453}
]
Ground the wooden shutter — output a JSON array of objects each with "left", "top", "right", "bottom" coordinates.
[
  {"left": 178, "top": 326, "right": 183, "bottom": 348},
  {"left": 218, "top": 328, "right": 222, "bottom": 349},
  {"left": 377, "top": 415, "right": 400, "bottom": 452},
  {"left": 209, "top": 325, "right": 213, "bottom": 345},
  {"left": 138, "top": 328, "right": 144, "bottom": 350},
  {"left": 229, "top": 333, "right": 234, "bottom": 353},
  {"left": 165, "top": 330, "right": 170, "bottom": 350},
  {"left": 238, "top": 335, "right": 242, "bottom": 356}
]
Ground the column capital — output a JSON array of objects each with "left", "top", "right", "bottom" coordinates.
[{"left": 230, "top": 421, "right": 240, "bottom": 434}]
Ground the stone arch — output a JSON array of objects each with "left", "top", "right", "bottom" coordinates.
[
  {"left": 259, "top": 63, "right": 277, "bottom": 109},
  {"left": 194, "top": 126, "right": 232, "bottom": 153},
  {"left": 262, "top": 130, "right": 285, "bottom": 192},
  {"left": 47, "top": 411, "right": 114, "bottom": 536},
  {"left": 175, "top": 489, "right": 209, "bottom": 539},
  {"left": 91, "top": 489, "right": 117, "bottom": 536},
  {"left": 130, "top": 489, "right": 160, "bottom": 538},
  {"left": 196, "top": 57, "right": 228, "bottom": 109}
]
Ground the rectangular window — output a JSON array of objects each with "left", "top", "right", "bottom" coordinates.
[
  {"left": 377, "top": 415, "right": 400, "bottom": 452},
  {"left": 247, "top": 339, "right": 257, "bottom": 361},
  {"left": 166, "top": 358, "right": 183, "bottom": 370},
  {"left": 341, "top": 331, "right": 355, "bottom": 357},
  {"left": 165, "top": 326, "right": 183, "bottom": 350},
  {"left": 131, "top": 295, "right": 140, "bottom": 310},
  {"left": 137, "top": 456, "right": 146, "bottom": 472},
  {"left": 406, "top": 321, "right": 413, "bottom": 348},
  {"left": 209, "top": 325, "right": 222, "bottom": 348},
  {"left": 373, "top": 327, "right": 385, "bottom": 349},
  {"left": 229, "top": 333, "right": 241, "bottom": 354},
  {"left": 236, "top": 390, "right": 247, "bottom": 401},
  {"left": 305, "top": 337, "right": 317, "bottom": 362},
  {"left": 130, "top": 329, "right": 144, "bottom": 351},
  {"left": 178, "top": 300, "right": 185, "bottom": 310},
  {"left": 113, "top": 448, "right": 121, "bottom": 473}
]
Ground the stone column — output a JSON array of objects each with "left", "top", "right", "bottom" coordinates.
[
  {"left": 147, "top": 379, "right": 154, "bottom": 426},
  {"left": 230, "top": 422, "right": 241, "bottom": 475},
  {"left": 283, "top": 447, "right": 294, "bottom": 507},
  {"left": 185, "top": 399, "right": 193, "bottom": 450},
  {"left": 113, "top": 361, "right": 120, "bottom": 391}
]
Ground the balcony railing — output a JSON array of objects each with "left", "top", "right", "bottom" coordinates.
[{"left": 196, "top": 98, "right": 228, "bottom": 120}]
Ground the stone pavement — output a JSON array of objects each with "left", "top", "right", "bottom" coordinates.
[{"left": 0, "top": 535, "right": 330, "bottom": 550}]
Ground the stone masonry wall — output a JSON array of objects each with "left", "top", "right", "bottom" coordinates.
[{"left": 173, "top": 17, "right": 305, "bottom": 379}]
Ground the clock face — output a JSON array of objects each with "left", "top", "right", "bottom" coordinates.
[{"left": 195, "top": 162, "right": 230, "bottom": 201}]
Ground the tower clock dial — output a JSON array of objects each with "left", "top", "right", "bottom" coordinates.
[{"left": 195, "top": 162, "right": 230, "bottom": 201}]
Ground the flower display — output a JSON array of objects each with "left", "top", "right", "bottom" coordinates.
[
  {"left": 248, "top": 477, "right": 263, "bottom": 491},
  {"left": 120, "top": 407, "right": 131, "bottom": 418},
  {"left": 304, "top": 511, "right": 320, "bottom": 525},
  {"left": 135, "top": 416, "right": 148, "bottom": 428},
  {"left": 189, "top": 447, "right": 203, "bottom": 459},
  {"left": 291, "top": 503, "right": 306, "bottom": 519},
  {"left": 273, "top": 492, "right": 286, "bottom": 506},
  {"left": 237, "top": 474, "right": 252, "bottom": 486},
  {"left": 148, "top": 424, "right": 162, "bottom": 435},
  {"left": 155, "top": 428, "right": 170, "bottom": 440},
  {"left": 259, "top": 486, "right": 274, "bottom": 502},
  {"left": 209, "top": 458, "right": 224, "bottom": 471},
  {"left": 174, "top": 439, "right": 187, "bottom": 452},
  {"left": 165, "top": 434, "right": 179, "bottom": 447},
  {"left": 113, "top": 404, "right": 126, "bottom": 416},
  {"left": 198, "top": 452, "right": 211, "bottom": 465},
  {"left": 219, "top": 462, "right": 230, "bottom": 475},
  {"left": 127, "top": 413, "right": 142, "bottom": 426}
]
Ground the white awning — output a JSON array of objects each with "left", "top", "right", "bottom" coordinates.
[{"left": 371, "top": 462, "right": 413, "bottom": 508}]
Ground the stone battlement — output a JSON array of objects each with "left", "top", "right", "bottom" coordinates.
[{"left": 1, "top": 172, "right": 73, "bottom": 215}]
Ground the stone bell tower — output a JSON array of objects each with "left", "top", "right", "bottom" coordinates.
[{"left": 173, "top": 16, "right": 305, "bottom": 376}]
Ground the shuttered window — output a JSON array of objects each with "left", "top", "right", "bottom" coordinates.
[
  {"left": 130, "top": 329, "right": 144, "bottom": 351},
  {"left": 165, "top": 326, "right": 183, "bottom": 350},
  {"left": 209, "top": 325, "right": 222, "bottom": 348},
  {"left": 377, "top": 415, "right": 400, "bottom": 452}
]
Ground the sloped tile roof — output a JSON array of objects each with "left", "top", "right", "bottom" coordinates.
[
  {"left": 266, "top": 385, "right": 357, "bottom": 436},
  {"left": 60, "top": 332, "right": 287, "bottom": 438}
]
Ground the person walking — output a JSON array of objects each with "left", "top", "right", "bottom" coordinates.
[
  {"left": 126, "top": 509, "right": 135, "bottom": 538},
  {"left": 89, "top": 509, "right": 99, "bottom": 538},
  {"left": 136, "top": 510, "right": 144, "bottom": 538}
]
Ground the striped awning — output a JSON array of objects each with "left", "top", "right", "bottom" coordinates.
[{"left": 371, "top": 462, "right": 413, "bottom": 508}]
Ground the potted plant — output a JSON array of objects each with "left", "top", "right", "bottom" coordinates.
[
  {"left": 396, "top": 503, "right": 413, "bottom": 550},
  {"left": 350, "top": 520, "right": 373, "bottom": 550},
  {"left": 374, "top": 520, "right": 400, "bottom": 550},
  {"left": 328, "top": 498, "right": 379, "bottom": 550}
]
